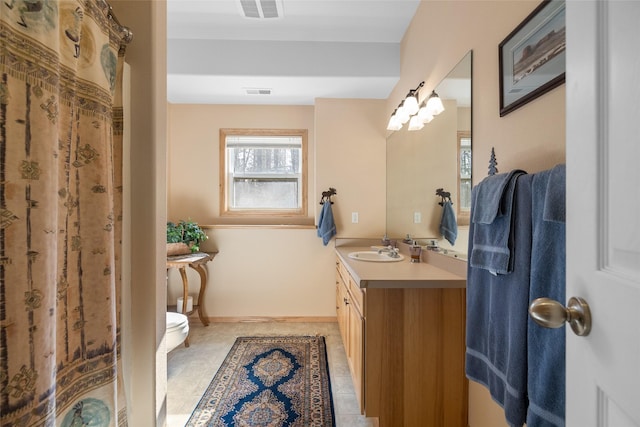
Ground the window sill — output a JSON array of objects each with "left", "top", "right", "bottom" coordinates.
[{"left": 201, "top": 218, "right": 316, "bottom": 230}]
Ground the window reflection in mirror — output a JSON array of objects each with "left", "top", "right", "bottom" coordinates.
[
  {"left": 386, "top": 51, "right": 472, "bottom": 240},
  {"left": 458, "top": 131, "right": 472, "bottom": 224}
]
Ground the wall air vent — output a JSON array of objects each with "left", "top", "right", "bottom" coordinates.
[
  {"left": 238, "top": 0, "right": 283, "bottom": 19},
  {"left": 244, "top": 88, "right": 272, "bottom": 95}
]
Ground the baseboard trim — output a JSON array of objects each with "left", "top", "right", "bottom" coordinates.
[{"left": 206, "top": 316, "right": 338, "bottom": 323}]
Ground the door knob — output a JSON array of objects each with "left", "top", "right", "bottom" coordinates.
[{"left": 529, "top": 296, "right": 592, "bottom": 336}]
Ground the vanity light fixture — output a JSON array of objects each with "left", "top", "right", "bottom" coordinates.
[
  {"left": 425, "top": 90, "right": 445, "bottom": 116},
  {"left": 386, "top": 82, "right": 444, "bottom": 131},
  {"left": 387, "top": 81, "right": 435, "bottom": 131}
]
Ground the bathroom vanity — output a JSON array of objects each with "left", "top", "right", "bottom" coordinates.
[{"left": 335, "top": 241, "right": 467, "bottom": 427}]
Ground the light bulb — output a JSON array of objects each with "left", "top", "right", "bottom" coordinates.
[
  {"left": 396, "top": 107, "right": 410, "bottom": 124},
  {"left": 403, "top": 93, "right": 419, "bottom": 116},
  {"left": 417, "top": 106, "right": 433, "bottom": 123},
  {"left": 408, "top": 115, "right": 424, "bottom": 131},
  {"left": 386, "top": 114, "right": 402, "bottom": 131},
  {"left": 426, "top": 91, "right": 445, "bottom": 116}
]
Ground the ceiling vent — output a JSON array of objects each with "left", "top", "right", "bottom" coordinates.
[
  {"left": 244, "top": 88, "right": 272, "bottom": 95},
  {"left": 239, "top": 0, "right": 283, "bottom": 19}
]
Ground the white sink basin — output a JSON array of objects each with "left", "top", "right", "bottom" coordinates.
[{"left": 348, "top": 251, "right": 405, "bottom": 262}]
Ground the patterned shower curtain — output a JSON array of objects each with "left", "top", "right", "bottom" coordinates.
[{"left": 1, "top": 1, "right": 129, "bottom": 425}]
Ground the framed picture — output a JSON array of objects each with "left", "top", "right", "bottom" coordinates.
[{"left": 499, "top": 0, "right": 566, "bottom": 116}]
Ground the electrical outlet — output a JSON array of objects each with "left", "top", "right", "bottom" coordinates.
[
  {"left": 351, "top": 212, "right": 359, "bottom": 223},
  {"left": 414, "top": 212, "right": 422, "bottom": 223}
]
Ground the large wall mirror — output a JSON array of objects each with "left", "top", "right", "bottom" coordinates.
[{"left": 386, "top": 51, "right": 472, "bottom": 241}]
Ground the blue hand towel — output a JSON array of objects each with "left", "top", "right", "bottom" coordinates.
[
  {"left": 466, "top": 173, "right": 533, "bottom": 427},
  {"left": 439, "top": 201, "right": 458, "bottom": 245},
  {"left": 317, "top": 202, "right": 336, "bottom": 246},
  {"left": 527, "top": 165, "right": 566, "bottom": 427},
  {"left": 470, "top": 170, "right": 527, "bottom": 274}
]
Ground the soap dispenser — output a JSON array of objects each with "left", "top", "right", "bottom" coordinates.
[{"left": 410, "top": 240, "right": 422, "bottom": 263}]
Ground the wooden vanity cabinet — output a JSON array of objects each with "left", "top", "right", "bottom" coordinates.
[
  {"left": 335, "top": 258, "right": 365, "bottom": 412},
  {"left": 336, "top": 255, "right": 468, "bottom": 427}
]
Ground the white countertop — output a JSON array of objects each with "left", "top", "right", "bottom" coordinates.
[{"left": 335, "top": 246, "right": 466, "bottom": 289}]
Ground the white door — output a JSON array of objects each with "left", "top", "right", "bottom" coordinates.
[{"left": 566, "top": 1, "right": 640, "bottom": 426}]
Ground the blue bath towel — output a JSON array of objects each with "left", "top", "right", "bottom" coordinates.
[
  {"left": 472, "top": 169, "right": 527, "bottom": 224},
  {"left": 527, "top": 165, "right": 566, "bottom": 427},
  {"left": 439, "top": 201, "right": 458, "bottom": 245},
  {"left": 543, "top": 164, "right": 566, "bottom": 223},
  {"left": 317, "top": 202, "right": 336, "bottom": 246},
  {"left": 466, "top": 173, "right": 533, "bottom": 427},
  {"left": 470, "top": 170, "right": 527, "bottom": 274}
]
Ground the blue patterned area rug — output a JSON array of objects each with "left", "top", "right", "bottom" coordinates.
[{"left": 185, "top": 336, "right": 335, "bottom": 426}]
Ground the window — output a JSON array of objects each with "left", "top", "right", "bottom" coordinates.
[
  {"left": 220, "top": 129, "right": 308, "bottom": 218},
  {"left": 457, "top": 131, "right": 472, "bottom": 222}
]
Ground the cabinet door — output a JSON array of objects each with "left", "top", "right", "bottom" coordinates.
[
  {"left": 348, "top": 303, "right": 364, "bottom": 414},
  {"left": 336, "top": 272, "right": 349, "bottom": 349},
  {"left": 336, "top": 257, "right": 365, "bottom": 414}
]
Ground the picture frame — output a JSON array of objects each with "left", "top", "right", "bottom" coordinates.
[{"left": 499, "top": 0, "right": 566, "bottom": 116}]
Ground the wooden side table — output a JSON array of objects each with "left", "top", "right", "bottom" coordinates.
[{"left": 167, "top": 251, "right": 218, "bottom": 346}]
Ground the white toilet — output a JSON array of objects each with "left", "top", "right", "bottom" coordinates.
[{"left": 166, "top": 312, "right": 189, "bottom": 352}]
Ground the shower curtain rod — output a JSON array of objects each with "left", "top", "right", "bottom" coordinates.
[{"left": 105, "top": 1, "right": 133, "bottom": 44}]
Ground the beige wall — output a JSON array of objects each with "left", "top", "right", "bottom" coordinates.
[
  {"left": 314, "top": 98, "right": 387, "bottom": 238},
  {"left": 167, "top": 100, "right": 386, "bottom": 318},
  {"left": 395, "top": 2, "right": 566, "bottom": 426}
]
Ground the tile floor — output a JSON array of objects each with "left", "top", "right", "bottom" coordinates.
[{"left": 167, "top": 321, "right": 376, "bottom": 427}]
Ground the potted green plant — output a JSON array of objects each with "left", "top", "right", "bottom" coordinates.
[{"left": 166, "top": 219, "right": 208, "bottom": 255}]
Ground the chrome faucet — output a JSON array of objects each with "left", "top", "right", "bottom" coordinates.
[{"left": 378, "top": 245, "right": 401, "bottom": 258}]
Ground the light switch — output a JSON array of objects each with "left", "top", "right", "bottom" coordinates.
[
  {"left": 414, "top": 212, "right": 422, "bottom": 223},
  {"left": 351, "top": 212, "right": 359, "bottom": 223}
]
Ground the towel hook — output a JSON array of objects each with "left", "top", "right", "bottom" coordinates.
[
  {"left": 435, "top": 188, "right": 452, "bottom": 206},
  {"left": 320, "top": 187, "right": 337, "bottom": 205}
]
